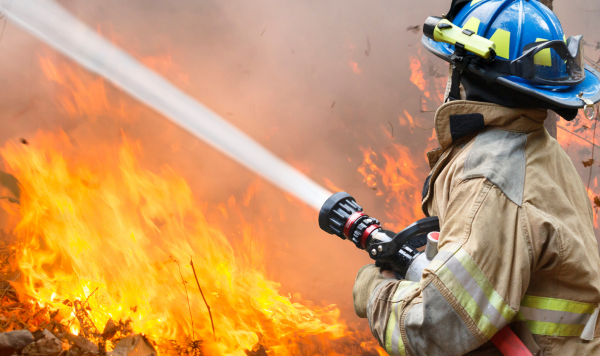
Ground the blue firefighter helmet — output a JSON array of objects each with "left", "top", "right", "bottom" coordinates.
[{"left": 421, "top": 0, "right": 600, "bottom": 115}]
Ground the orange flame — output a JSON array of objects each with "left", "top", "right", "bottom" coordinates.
[
  {"left": 409, "top": 57, "right": 427, "bottom": 94},
  {"left": 0, "top": 55, "right": 384, "bottom": 355},
  {"left": 409, "top": 48, "right": 448, "bottom": 108},
  {"left": 357, "top": 145, "right": 424, "bottom": 232}
]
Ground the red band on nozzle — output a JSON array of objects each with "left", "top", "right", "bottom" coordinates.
[
  {"left": 343, "top": 212, "right": 365, "bottom": 239},
  {"left": 361, "top": 224, "right": 381, "bottom": 249}
]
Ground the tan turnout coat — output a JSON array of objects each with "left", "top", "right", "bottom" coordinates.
[{"left": 353, "top": 100, "right": 600, "bottom": 356}]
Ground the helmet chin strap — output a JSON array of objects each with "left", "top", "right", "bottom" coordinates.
[
  {"left": 446, "top": 44, "right": 478, "bottom": 102},
  {"left": 446, "top": 65, "right": 463, "bottom": 102}
]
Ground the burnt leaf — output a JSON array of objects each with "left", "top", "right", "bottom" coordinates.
[
  {"left": 583, "top": 158, "right": 595, "bottom": 167},
  {"left": 0, "top": 171, "right": 20, "bottom": 199},
  {"left": 406, "top": 25, "right": 420, "bottom": 34},
  {"left": 594, "top": 196, "right": 600, "bottom": 209}
]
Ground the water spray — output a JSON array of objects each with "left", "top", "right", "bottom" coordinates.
[{"left": 0, "top": 0, "right": 331, "bottom": 211}]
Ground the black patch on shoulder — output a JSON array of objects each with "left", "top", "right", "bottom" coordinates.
[
  {"left": 449, "top": 113, "right": 485, "bottom": 142},
  {"left": 422, "top": 174, "right": 431, "bottom": 200}
]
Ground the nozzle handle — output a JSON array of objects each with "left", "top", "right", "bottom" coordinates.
[{"left": 368, "top": 216, "right": 440, "bottom": 260}]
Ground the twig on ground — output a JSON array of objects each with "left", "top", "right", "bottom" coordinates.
[
  {"left": 82, "top": 287, "right": 98, "bottom": 307},
  {"left": 171, "top": 255, "right": 195, "bottom": 340},
  {"left": 190, "top": 258, "right": 216, "bottom": 341}
]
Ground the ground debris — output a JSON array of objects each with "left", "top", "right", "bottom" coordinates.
[
  {"left": 0, "top": 273, "right": 208, "bottom": 356},
  {"left": 0, "top": 284, "right": 55, "bottom": 334},
  {"left": 102, "top": 319, "right": 118, "bottom": 340},
  {"left": 21, "top": 329, "right": 62, "bottom": 356},
  {"left": 154, "top": 339, "right": 203, "bottom": 356},
  {"left": 0, "top": 280, "right": 18, "bottom": 303},
  {"left": 0, "top": 330, "right": 34, "bottom": 356},
  {"left": 63, "top": 334, "right": 99, "bottom": 355},
  {"left": 73, "top": 291, "right": 100, "bottom": 338},
  {"left": 109, "top": 335, "right": 156, "bottom": 356}
]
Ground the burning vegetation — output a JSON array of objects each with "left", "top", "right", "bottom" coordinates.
[
  {"left": 0, "top": 133, "right": 384, "bottom": 355},
  {"left": 0, "top": 55, "right": 386, "bottom": 356}
]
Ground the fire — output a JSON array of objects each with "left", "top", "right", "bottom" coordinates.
[
  {"left": 409, "top": 48, "right": 448, "bottom": 108},
  {"left": 1, "top": 132, "right": 349, "bottom": 354},
  {"left": 357, "top": 145, "right": 424, "bottom": 232},
  {"left": 0, "top": 54, "right": 384, "bottom": 355},
  {"left": 556, "top": 111, "right": 600, "bottom": 231},
  {"left": 354, "top": 48, "right": 447, "bottom": 233},
  {"left": 409, "top": 57, "right": 426, "bottom": 93}
]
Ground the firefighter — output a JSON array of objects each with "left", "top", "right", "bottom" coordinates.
[{"left": 352, "top": 0, "right": 600, "bottom": 355}]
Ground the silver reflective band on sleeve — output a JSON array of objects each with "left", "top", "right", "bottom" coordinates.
[
  {"left": 520, "top": 306, "right": 591, "bottom": 325},
  {"left": 517, "top": 295, "right": 598, "bottom": 338},
  {"left": 434, "top": 246, "right": 515, "bottom": 339},
  {"left": 384, "top": 281, "right": 418, "bottom": 356},
  {"left": 426, "top": 243, "right": 460, "bottom": 272},
  {"left": 403, "top": 284, "right": 480, "bottom": 355}
]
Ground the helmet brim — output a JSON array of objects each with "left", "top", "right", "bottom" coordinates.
[{"left": 422, "top": 36, "right": 600, "bottom": 109}]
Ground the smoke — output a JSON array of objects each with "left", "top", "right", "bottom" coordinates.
[{"left": 0, "top": 0, "right": 598, "bottom": 329}]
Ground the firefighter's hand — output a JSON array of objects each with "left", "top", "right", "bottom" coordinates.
[
  {"left": 353, "top": 265, "right": 398, "bottom": 318},
  {"left": 380, "top": 269, "right": 395, "bottom": 279}
]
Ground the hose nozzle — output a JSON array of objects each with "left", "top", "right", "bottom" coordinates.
[{"left": 318, "top": 192, "right": 387, "bottom": 249}]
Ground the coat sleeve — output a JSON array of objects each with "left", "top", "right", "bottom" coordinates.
[{"left": 353, "top": 178, "right": 532, "bottom": 356}]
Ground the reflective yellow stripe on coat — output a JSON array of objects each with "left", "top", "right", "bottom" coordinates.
[
  {"left": 514, "top": 295, "right": 597, "bottom": 337},
  {"left": 384, "top": 281, "right": 419, "bottom": 356},
  {"left": 430, "top": 244, "right": 516, "bottom": 339}
]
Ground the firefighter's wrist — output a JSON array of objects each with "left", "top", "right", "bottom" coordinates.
[{"left": 380, "top": 269, "right": 395, "bottom": 279}]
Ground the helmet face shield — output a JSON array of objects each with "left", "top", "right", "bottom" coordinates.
[{"left": 514, "top": 36, "right": 585, "bottom": 86}]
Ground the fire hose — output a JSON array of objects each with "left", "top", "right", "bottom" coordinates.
[{"left": 2, "top": 1, "right": 531, "bottom": 354}]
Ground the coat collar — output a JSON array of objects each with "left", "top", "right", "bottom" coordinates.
[
  {"left": 433, "top": 100, "right": 548, "bottom": 151},
  {"left": 422, "top": 101, "right": 547, "bottom": 216}
]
